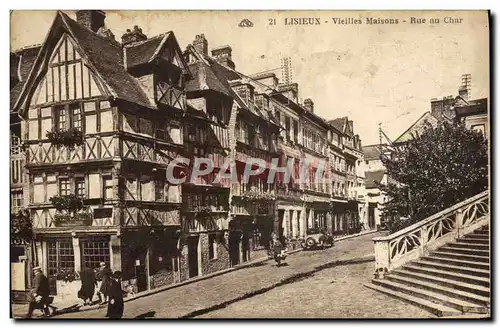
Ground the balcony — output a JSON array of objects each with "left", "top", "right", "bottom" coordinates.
[
  {"left": 231, "top": 200, "right": 274, "bottom": 216},
  {"left": 276, "top": 185, "right": 302, "bottom": 199}
]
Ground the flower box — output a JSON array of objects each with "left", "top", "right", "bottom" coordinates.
[{"left": 54, "top": 213, "right": 92, "bottom": 227}]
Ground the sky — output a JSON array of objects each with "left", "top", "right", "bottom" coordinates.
[{"left": 10, "top": 10, "right": 489, "bottom": 145}]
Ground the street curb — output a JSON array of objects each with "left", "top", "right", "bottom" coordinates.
[
  {"left": 180, "top": 254, "right": 376, "bottom": 318},
  {"left": 39, "top": 231, "right": 376, "bottom": 318},
  {"left": 334, "top": 229, "right": 378, "bottom": 242},
  {"left": 48, "top": 248, "right": 303, "bottom": 316}
]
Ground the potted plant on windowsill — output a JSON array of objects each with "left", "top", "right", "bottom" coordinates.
[
  {"left": 50, "top": 194, "right": 91, "bottom": 226},
  {"left": 46, "top": 128, "right": 84, "bottom": 151}
]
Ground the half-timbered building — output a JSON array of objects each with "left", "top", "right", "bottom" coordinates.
[
  {"left": 329, "top": 117, "right": 365, "bottom": 235},
  {"left": 13, "top": 10, "right": 191, "bottom": 297},
  {"left": 10, "top": 44, "right": 42, "bottom": 301},
  {"left": 185, "top": 35, "right": 280, "bottom": 266}
]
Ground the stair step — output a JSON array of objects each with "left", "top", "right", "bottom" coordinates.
[
  {"left": 365, "top": 283, "right": 460, "bottom": 317},
  {"left": 472, "top": 229, "right": 489, "bottom": 234},
  {"left": 404, "top": 264, "right": 490, "bottom": 287},
  {"left": 385, "top": 273, "right": 490, "bottom": 304},
  {"left": 438, "top": 246, "right": 489, "bottom": 256},
  {"left": 370, "top": 279, "right": 487, "bottom": 313},
  {"left": 422, "top": 256, "right": 490, "bottom": 270},
  {"left": 394, "top": 268, "right": 490, "bottom": 294},
  {"left": 464, "top": 234, "right": 489, "bottom": 239},
  {"left": 413, "top": 260, "right": 490, "bottom": 278},
  {"left": 431, "top": 251, "right": 489, "bottom": 263},
  {"left": 448, "top": 242, "right": 489, "bottom": 250},
  {"left": 457, "top": 238, "right": 489, "bottom": 244}
]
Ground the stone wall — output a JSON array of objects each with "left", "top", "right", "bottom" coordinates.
[
  {"left": 150, "top": 269, "right": 175, "bottom": 289},
  {"left": 200, "top": 232, "right": 230, "bottom": 275}
]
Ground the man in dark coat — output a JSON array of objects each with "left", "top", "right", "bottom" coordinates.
[
  {"left": 79, "top": 264, "right": 97, "bottom": 305},
  {"left": 26, "top": 266, "right": 50, "bottom": 318},
  {"left": 105, "top": 271, "right": 124, "bottom": 319}
]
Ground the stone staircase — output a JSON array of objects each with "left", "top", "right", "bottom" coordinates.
[{"left": 366, "top": 225, "right": 490, "bottom": 317}]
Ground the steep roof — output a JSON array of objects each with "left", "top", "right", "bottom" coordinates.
[
  {"left": 362, "top": 145, "right": 382, "bottom": 160},
  {"left": 10, "top": 45, "right": 42, "bottom": 111},
  {"left": 393, "top": 111, "right": 439, "bottom": 144},
  {"left": 14, "top": 11, "right": 189, "bottom": 114},
  {"left": 60, "top": 12, "right": 152, "bottom": 108},
  {"left": 185, "top": 45, "right": 279, "bottom": 128},
  {"left": 124, "top": 31, "right": 190, "bottom": 75},
  {"left": 365, "top": 170, "right": 385, "bottom": 189},
  {"left": 329, "top": 117, "right": 345, "bottom": 133},
  {"left": 454, "top": 97, "right": 488, "bottom": 118},
  {"left": 125, "top": 34, "right": 165, "bottom": 69}
]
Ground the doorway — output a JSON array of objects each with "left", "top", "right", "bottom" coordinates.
[
  {"left": 187, "top": 236, "right": 199, "bottom": 278},
  {"left": 368, "top": 203, "right": 376, "bottom": 230},
  {"left": 229, "top": 231, "right": 241, "bottom": 266}
]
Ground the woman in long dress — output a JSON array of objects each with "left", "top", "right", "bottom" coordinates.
[{"left": 79, "top": 265, "right": 96, "bottom": 305}]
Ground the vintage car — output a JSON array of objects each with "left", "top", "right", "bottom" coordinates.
[{"left": 301, "top": 228, "right": 335, "bottom": 250}]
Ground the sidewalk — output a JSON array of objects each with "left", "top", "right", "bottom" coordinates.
[{"left": 12, "top": 229, "right": 378, "bottom": 319}]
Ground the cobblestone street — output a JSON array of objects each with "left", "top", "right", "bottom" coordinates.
[
  {"left": 198, "top": 255, "right": 432, "bottom": 318},
  {"left": 48, "top": 232, "right": 431, "bottom": 319}
]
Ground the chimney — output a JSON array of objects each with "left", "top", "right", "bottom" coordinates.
[
  {"left": 193, "top": 34, "right": 208, "bottom": 56},
  {"left": 97, "top": 27, "right": 116, "bottom": 42},
  {"left": 211, "top": 45, "right": 235, "bottom": 70},
  {"left": 304, "top": 98, "right": 314, "bottom": 112},
  {"left": 458, "top": 85, "right": 469, "bottom": 100},
  {"left": 76, "top": 10, "right": 106, "bottom": 33},
  {"left": 121, "top": 25, "right": 147, "bottom": 46},
  {"left": 277, "top": 83, "right": 298, "bottom": 103}
]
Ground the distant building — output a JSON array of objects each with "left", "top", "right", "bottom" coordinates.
[
  {"left": 454, "top": 98, "right": 488, "bottom": 138},
  {"left": 364, "top": 170, "right": 388, "bottom": 230}
]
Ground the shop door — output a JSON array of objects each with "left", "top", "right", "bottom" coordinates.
[
  {"left": 187, "top": 236, "right": 199, "bottom": 278},
  {"left": 229, "top": 231, "right": 241, "bottom": 266},
  {"left": 135, "top": 250, "right": 148, "bottom": 292},
  {"left": 242, "top": 230, "right": 250, "bottom": 263},
  {"left": 368, "top": 203, "right": 376, "bottom": 229}
]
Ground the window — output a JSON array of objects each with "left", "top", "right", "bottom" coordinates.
[
  {"left": 47, "top": 239, "right": 74, "bottom": 276},
  {"left": 155, "top": 179, "right": 165, "bottom": 201},
  {"left": 11, "top": 191, "right": 23, "bottom": 213},
  {"left": 208, "top": 233, "right": 217, "bottom": 260},
  {"left": 293, "top": 120, "right": 299, "bottom": 143},
  {"left": 103, "top": 176, "right": 113, "bottom": 199},
  {"left": 59, "top": 178, "right": 70, "bottom": 196},
  {"left": 71, "top": 104, "right": 82, "bottom": 130},
  {"left": 75, "top": 177, "right": 85, "bottom": 198},
  {"left": 471, "top": 124, "right": 485, "bottom": 135},
  {"left": 81, "top": 238, "right": 110, "bottom": 270},
  {"left": 285, "top": 117, "right": 291, "bottom": 140},
  {"left": 57, "top": 107, "right": 67, "bottom": 130}
]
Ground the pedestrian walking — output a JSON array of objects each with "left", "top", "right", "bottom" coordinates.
[
  {"left": 78, "top": 264, "right": 97, "bottom": 306},
  {"left": 105, "top": 271, "right": 124, "bottom": 319},
  {"left": 271, "top": 235, "right": 286, "bottom": 267},
  {"left": 25, "top": 266, "right": 51, "bottom": 318},
  {"left": 97, "top": 262, "right": 112, "bottom": 304}
]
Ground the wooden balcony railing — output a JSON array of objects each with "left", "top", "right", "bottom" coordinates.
[{"left": 372, "top": 191, "right": 489, "bottom": 276}]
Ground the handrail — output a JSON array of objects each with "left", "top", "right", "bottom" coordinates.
[
  {"left": 373, "top": 190, "right": 489, "bottom": 277},
  {"left": 373, "top": 190, "right": 488, "bottom": 242}
]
